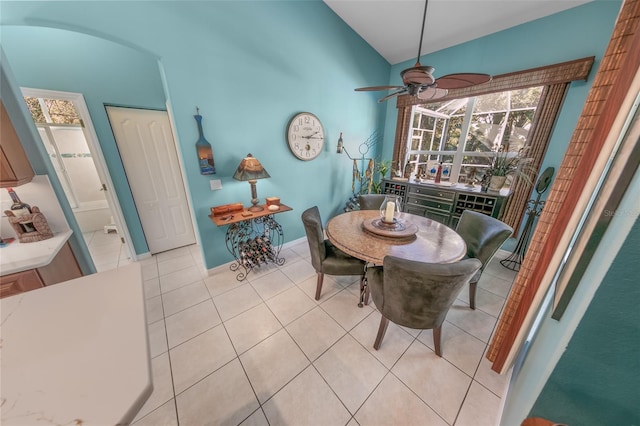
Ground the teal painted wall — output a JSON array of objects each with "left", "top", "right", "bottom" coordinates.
[
  {"left": 529, "top": 216, "right": 640, "bottom": 425},
  {"left": 0, "top": 0, "right": 389, "bottom": 269},
  {"left": 380, "top": 0, "right": 621, "bottom": 250}
]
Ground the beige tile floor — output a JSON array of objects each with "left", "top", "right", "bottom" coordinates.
[
  {"left": 88, "top": 232, "right": 517, "bottom": 425},
  {"left": 83, "top": 229, "right": 132, "bottom": 272}
]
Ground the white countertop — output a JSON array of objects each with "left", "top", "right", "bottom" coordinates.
[
  {"left": 0, "top": 231, "right": 73, "bottom": 275},
  {"left": 0, "top": 263, "right": 152, "bottom": 425}
]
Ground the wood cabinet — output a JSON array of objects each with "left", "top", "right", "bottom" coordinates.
[
  {"left": 1, "top": 101, "right": 34, "bottom": 187},
  {"left": 37, "top": 242, "right": 83, "bottom": 285},
  {"left": 382, "top": 179, "right": 509, "bottom": 228},
  {"left": 0, "top": 269, "right": 44, "bottom": 299},
  {"left": 0, "top": 242, "right": 83, "bottom": 299}
]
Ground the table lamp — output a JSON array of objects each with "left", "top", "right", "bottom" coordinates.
[{"left": 233, "top": 153, "right": 271, "bottom": 212}]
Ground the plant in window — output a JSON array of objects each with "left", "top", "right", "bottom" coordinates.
[{"left": 484, "top": 145, "right": 534, "bottom": 191}]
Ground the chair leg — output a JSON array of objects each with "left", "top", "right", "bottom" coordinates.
[
  {"left": 358, "top": 273, "right": 369, "bottom": 307},
  {"left": 433, "top": 326, "right": 442, "bottom": 357},
  {"left": 373, "top": 316, "right": 390, "bottom": 350},
  {"left": 315, "top": 272, "right": 325, "bottom": 301},
  {"left": 364, "top": 281, "right": 370, "bottom": 306},
  {"left": 469, "top": 280, "right": 477, "bottom": 310}
]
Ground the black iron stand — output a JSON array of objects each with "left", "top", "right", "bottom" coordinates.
[
  {"left": 500, "top": 193, "right": 545, "bottom": 271},
  {"left": 500, "top": 167, "right": 554, "bottom": 272}
]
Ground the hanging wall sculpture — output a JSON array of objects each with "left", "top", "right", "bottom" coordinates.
[
  {"left": 336, "top": 130, "right": 380, "bottom": 211},
  {"left": 194, "top": 107, "right": 216, "bottom": 175}
]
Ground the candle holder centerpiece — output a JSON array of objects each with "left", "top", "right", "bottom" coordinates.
[
  {"left": 379, "top": 195, "right": 402, "bottom": 226},
  {"left": 363, "top": 195, "right": 418, "bottom": 239}
]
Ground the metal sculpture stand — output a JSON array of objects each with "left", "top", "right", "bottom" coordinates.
[
  {"left": 501, "top": 167, "right": 554, "bottom": 271},
  {"left": 338, "top": 130, "right": 380, "bottom": 212}
]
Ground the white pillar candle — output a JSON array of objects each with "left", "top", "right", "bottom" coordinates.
[{"left": 384, "top": 201, "right": 395, "bottom": 222}]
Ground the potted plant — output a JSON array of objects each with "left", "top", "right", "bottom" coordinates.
[{"left": 484, "top": 145, "right": 534, "bottom": 191}]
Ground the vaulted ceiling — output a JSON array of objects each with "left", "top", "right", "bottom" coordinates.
[{"left": 323, "top": 0, "right": 593, "bottom": 65}]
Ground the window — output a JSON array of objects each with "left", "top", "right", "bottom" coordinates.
[
  {"left": 24, "top": 97, "right": 82, "bottom": 125},
  {"left": 404, "top": 87, "right": 542, "bottom": 185}
]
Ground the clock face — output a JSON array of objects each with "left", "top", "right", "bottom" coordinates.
[{"left": 286, "top": 112, "right": 325, "bottom": 161}]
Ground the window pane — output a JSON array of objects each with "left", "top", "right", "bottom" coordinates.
[
  {"left": 410, "top": 136, "right": 421, "bottom": 150},
  {"left": 419, "top": 115, "right": 434, "bottom": 130},
  {"left": 444, "top": 116, "right": 463, "bottom": 151},
  {"left": 433, "top": 119, "right": 444, "bottom": 150},
  {"left": 474, "top": 92, "right": 508, "bottom": 113},
  {"left": 438, "top": 98, "right": 468, "bottom": 115},
  {"left": 44, "top": 99, "right": 81, "bottom": 125},
  {"left": 421, "top": 131, "right": 432, "bottom": 150},
  {"left": 501, "top": 110, "right": 535, "bottom": 150},
  {"left": 511, "top": 86, "right": 542, "bottom": 109},
  {"left": 412, "top": 113, "right": 420, "bottom": 128},
  {"left": 24, "top": 97, "right": 46, "bottom": 123},
  {"left": 465, "top": 112, "right": 506, "bottom": 151}
]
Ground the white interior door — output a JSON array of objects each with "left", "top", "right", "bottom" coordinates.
[{"left": 106, "top": 106, "right": 195, "bottom": 254}]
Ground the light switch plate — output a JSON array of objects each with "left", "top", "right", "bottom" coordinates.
[{"left": 209, "top": 179, "right": 222, "bottom": 190}]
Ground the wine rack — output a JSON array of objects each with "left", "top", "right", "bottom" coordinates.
[
  {"left": 226, "top": 216, "right": 285, "bottom": 281},
  {"left": 210, "top": 204, "right": 292, "bottom": 281},
  {"left": 454, "top": 194, "right": 496, "bottom": 216}
]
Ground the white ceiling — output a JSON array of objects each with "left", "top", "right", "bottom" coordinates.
[{"left": 323, "top": 0, "right": 593, "bottom": 65}]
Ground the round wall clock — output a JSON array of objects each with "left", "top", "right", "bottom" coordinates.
[{"left": 286, "top": 112, "right": 325, "bottom": 161}]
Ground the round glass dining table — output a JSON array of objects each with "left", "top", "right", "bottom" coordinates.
[{"left": 326, "top": 210, "right": 467, "bottom": 265}]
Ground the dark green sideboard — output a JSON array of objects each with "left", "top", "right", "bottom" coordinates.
[{"left": 381, "top": 179, "right": 511, "bottom": 228}]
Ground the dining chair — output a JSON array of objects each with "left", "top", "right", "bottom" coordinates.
[
  {"left": 301, "top": 206, "right": 367, "bottom": 301},
  {"left": 367, "top": 256, "right": 482, "bottom": 356},
  {"left": 358, "top": 194, "right": 386, "bottom": 210},
  {"left": 455, "top": 210, "right": 513, "bottom": 309}
]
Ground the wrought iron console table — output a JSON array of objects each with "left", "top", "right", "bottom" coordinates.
[{"left": 210, "top": 204, "right": 292, "bottom": 281}]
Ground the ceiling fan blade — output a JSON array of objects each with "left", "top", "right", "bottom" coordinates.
[
  {"left": 378, "top": 88, "right": 408, "bottom": 103},
  {"left": 435, "top": 73, "right": 492, "bottom": 90},
  {"left": 417, "top": 87, "right": 448, "bottom": 101},
  {"left": 355, "top": 85, "right": 404, "bottom": 92}
]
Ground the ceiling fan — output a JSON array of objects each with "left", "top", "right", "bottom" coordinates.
[{"left": 355, "top": 0, "right": 491, "bottom": 103}]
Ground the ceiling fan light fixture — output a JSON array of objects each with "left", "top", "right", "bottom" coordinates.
[{"left": 401, "top": 65, "right": 435, "bottom": 86}]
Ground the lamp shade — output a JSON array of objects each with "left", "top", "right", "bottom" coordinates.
[{"left": 233, "top": 153, "right": 270, "bottom": 181}]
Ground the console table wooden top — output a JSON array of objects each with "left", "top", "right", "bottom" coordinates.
[{"left": 209, "top": 204, "right": 292, "bottom": 227}]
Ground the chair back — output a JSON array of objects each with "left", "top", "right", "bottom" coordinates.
[
  {"left": 456, "top": 210, "right": 513, "bottom": 271},
  {"left": 369, "top": 256, "right": 481, "bottom": 330},
  {"left": 301, "top": 206, "right": 326, "bottom": 271},
  {"left": 358, "top": 194, "right": 387, "bottom": 210}
]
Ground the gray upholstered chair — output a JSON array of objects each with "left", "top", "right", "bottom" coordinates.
[
  {"left": 358, "top": 194, "right": 387, "bottom": 210},
  {"left": 301, "top": 206, "right": 367, "bottom": 301},
  {"left": 455, "top": 210, "right": 513, "bottom": 309},
  {"left": 367, "top": 256, "right": 481, "bottom": 356}
]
